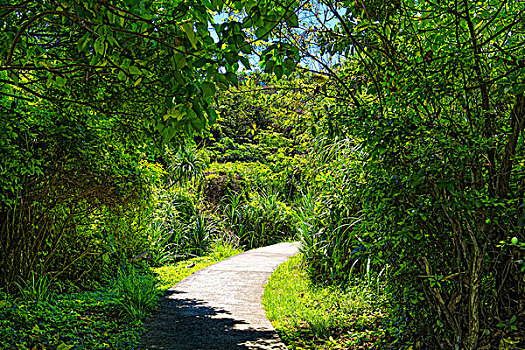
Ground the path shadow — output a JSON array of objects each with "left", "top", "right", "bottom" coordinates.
[{"left": 140, "top": 290, "right": 284, "bottom": 350}]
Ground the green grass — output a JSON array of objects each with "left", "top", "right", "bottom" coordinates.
[
  {"left": 263, "top": 254, "right": 390, "bottom": 349},
  {"left": 154, "top": 242, "right": 243, "bottom": 291},
  {"left": 0, "top": 242, "right": 243, "bottom": 350}
]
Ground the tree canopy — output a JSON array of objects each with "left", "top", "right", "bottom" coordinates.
[
  {"left": 0, "top": 0, "right": 300, "bottom": 140},
  {"left": 2, "top": 0, "right": 525, "bottom": 348}
]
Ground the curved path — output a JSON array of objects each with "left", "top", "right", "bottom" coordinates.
[{"left": 140, "top": 242, "right": 300, "bottom": 350}]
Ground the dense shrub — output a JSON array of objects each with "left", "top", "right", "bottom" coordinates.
[
  {"left": 220, "top": 189, "right": 297, "bottom": 249},
  {"left": 200, "top": 170, "right": 244, "bottom": 206},
  {"left": 145, "top": 186, "right": 212, "bottom": 264},
  {"left": 293, "top": 137, "right": 365, "bottom": 284},
  {"left": 305, "top": 2, "right": 525, "bottom": 347},
  {"left": 0, "top": 91, "right": 168, "bottom": 289}
]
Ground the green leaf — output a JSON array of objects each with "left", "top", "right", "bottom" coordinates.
[
  {"left": 213, "top": 71, "right": 229, "bottom": 87},
  {"left": 90, "top": 54, "right": 101, "bottom": 65},
  {"left": 57, "top": 343, "right": 74, "bottom": 350},
  {"left": 117, "top": 70, "right": 126, "bottom": 81},
  {"left": 174, "top": 53, "right": 187, "bottom": 69},
  {"left": 122, "top": 59, "right": 131, "bottom": 69},
  {"left": 224, "top": 51, "right": 238, "bottom": 66},
  {"left": 264, "top": 20, "right": 274, "bottom": 33},
  {"left": 7, "top": 71, "right": 19, "bottom": 86},
  {"left": 273, "top": 65, "right": 283, "bottom": 79},
  {"left": 283, "top": 57, "right": 295, "bottom": 72},
  {"left": 77, "top": 32, "right": 90, "bottom": 52},
  {"left": 129, "top": 66, "right": 142, "bottom": 75},
  {"left": 163, "top": 125, "right": 177, "bottom": 141},
  {"left": 172, "top": 107, "right": 187, "bottom": 121},
  {"left": 94, "top": 38, "right": 102, "bottom": 54},
  {"left": 239, "top": 56, "right": 251, "bottom": 69},
  {"left": 256, "top": 27, "right": 268, "bottom": 40},
  {"left": 286, "top": 12, "right": 299, "bottom": 27},
  {"left": 181, "top": 22, "right": 198, "bottom": 49},
  {"left": 194, "top": 58, "right": 208, "bottom": 68},
  {"left": 190, "top": 116, "right": 205, "bottom": 131},
  {"left": 245, "top": 0, "right": 257, "bottom": 14},
  {"left": 207, "top": 108, "right": 218, "bottom": 124},
  {"left": 239, "top": 43, "right": 251, "bottom": 55},
  {"left": 214, "top": 0, "right": 224, "bottom": 11},
  {"left": 201, "top": 82, "right": 216, "bottom": 98},
  {"left": 56, "top": 76, "right": 66, "bottom": 87},
  {"left": 234, "top": 34, "right": 250, "bottom": 54},
  {"left": 225, "top": 71, "right": 238, "bottom": 87},
  {"left": 264, "top": 60, "right": 275, "bottom": 74}
]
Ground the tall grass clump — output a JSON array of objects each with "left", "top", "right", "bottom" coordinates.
[
  {"left": 219, "top": 189, "right": 297, "bottom": 249},
  {"left": 295, "top": 137, "right": 367, "bottom": 285},
  {"left": 14, "top": 271, "right": 55, "bottom": 303},
  {"left": 147, "top": 187, "right": 219, "bottom": 264},
  {"left": 112, "top": 264, "right": 159, "bottom": 322}
]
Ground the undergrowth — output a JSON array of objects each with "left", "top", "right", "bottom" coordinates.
[
  {"left": 0, "top": 242, "right": 242, "bottom": 350},
  {"left": 263, "top": 254, "right": 391, "bottom": 349}
]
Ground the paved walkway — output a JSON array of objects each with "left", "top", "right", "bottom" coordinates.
[{"left": 140, "top": 242, "right": 300, "bottom": 350}]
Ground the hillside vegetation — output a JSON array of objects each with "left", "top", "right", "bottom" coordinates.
[{"left": 1, "top": 0, "right": 525, "bottom": 349}]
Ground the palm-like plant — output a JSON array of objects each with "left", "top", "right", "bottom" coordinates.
[{"left": 168, "top": 147, "right": 209, "bottom": 186}]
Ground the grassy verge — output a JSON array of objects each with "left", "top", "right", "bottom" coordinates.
[
  {"left": 154, "top": 242, "right": 243, "bottom": 291},
  {"left": 0, "top": 242, "right": 242, "bottom": 350},
  {"left": 263, "top": 254, "right": 391, "bottom": 349}
]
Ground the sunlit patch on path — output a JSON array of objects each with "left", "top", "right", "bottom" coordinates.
[{"left": 141, "top": 242, "right": 300, "bottom": 350}]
